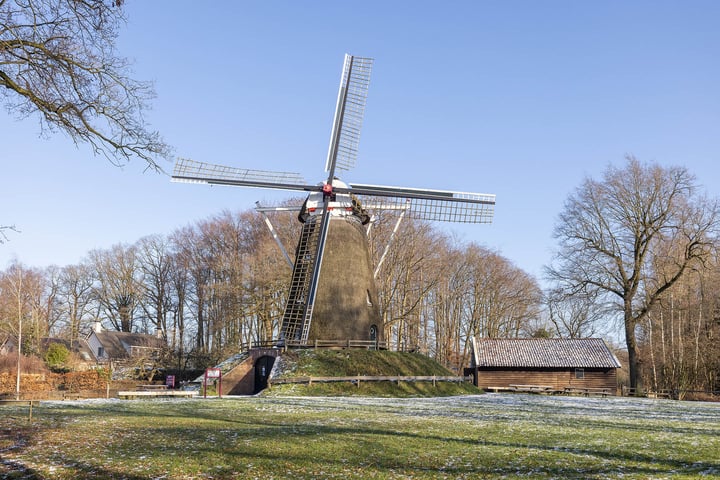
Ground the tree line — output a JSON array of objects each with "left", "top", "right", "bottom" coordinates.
[
  {"left": 2, "top": 160, "right": 719, "bottom": 396},
  {"left": 0, "top": 202, "right": 540, "bottom": 372}
]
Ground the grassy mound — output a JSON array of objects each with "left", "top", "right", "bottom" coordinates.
[{"left": 266, "top": 349, "right": 480, "bottom": 397}]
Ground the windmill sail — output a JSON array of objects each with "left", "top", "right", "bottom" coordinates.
[
  {"left": 348, "top": 183, "right": 496, "bottom": 224},
  {"left": 172, "top": 158, "right": 312, "bottom": 192},
  {"left": 297, "top": 55, "right": 374, "bottom": 343},
  {"left": 325, "top": 55, "right": 373, "bottom": 176}
]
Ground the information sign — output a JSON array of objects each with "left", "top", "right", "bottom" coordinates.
[{"left": 203, "top": 368, "right": 223, "bottom": 398}]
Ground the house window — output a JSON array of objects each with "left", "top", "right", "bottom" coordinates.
[
  {"left": 575, "top": 368, "right": 585, "bottom": 379},
  {"left": 98, "top": 347, "right": 104, "bottom": 358}
]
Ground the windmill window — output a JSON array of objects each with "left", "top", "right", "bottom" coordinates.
[
  {"left": 575, "top": 368, "right": 585, "bottom": 379},
  {"left": 366, "top": 290, "right": 373, "bottom": 306}
]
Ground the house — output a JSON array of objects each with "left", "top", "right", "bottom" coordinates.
[
  {"left": 86, "top": 323, "right": 164, "bottom": 363},
  {"left": 0, "top": 335, "right": 17, "bottom": 355},
  {"left": 40, "top": 337, "right": 97, "bottom": 364},
  {"left": 464, "top": 338, "right": 621, "bottom": 394}
]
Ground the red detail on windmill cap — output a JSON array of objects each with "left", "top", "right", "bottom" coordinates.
[{"left": 322, "top": 183, "right": 333, "bottom": 195}]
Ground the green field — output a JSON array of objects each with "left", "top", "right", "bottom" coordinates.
[{"left": 1, "top": 394, "right": 718, "bottom": 479}]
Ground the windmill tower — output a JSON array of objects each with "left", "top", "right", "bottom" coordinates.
[{"left": 172, "top": 54, "right": 495, "bottom": 347}]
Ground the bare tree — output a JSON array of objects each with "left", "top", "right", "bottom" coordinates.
[
  {"left": 0, "top": 261, "right": 49, "bottom": 355},
  {"left": 429, "top": 245, "right": 468, "bottom": 366},
  {"left": 56, "top": 262, "right": 95, "bottom": 340},
  {"left": 137, "top": 234, "right": 175, "bottom": 339},
  {"left": 372, "top": 218, "right": 445, "bottom": 351},
  {"left": 167, "top": 233, "right": 193, "bottom": 362},
  {"left": 548, "top": 156, "right": 720, "bottom": 390},
  {"left": 1, "top": 0, "right": 170, "bottom": 169},
  {"left": 89, "top": 244, "right": 142, "bottom": 332},
  {"left": 545, "top": 287, "right": 609, "bottom": 338},
  {"left": 641, "top": 250, "right": 720, "bottom": 397},
  {"left": 245, "top": 221, "right": 292, "bottom": 345}
]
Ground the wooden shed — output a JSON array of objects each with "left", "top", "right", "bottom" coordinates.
[{"left": 464, "top": 338, "right": 621, "bottom": 394}]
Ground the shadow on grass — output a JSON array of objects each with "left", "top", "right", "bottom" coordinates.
[
  {"left": 72, "top": 411, "right": 720, "bottom": 478},
  {"left": 5, "top": 398, "right": 719, "bottom": 479},
  {"left": 1, "top": 457, "right": 152, "bottom": 480}
]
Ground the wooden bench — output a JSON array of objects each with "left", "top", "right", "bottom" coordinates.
[
  {"left": 586, "top": 388, "right": 612, "bottom": 397},
  {"left": 509, "top": 385, "right": 556, "bottom": 394},
  {"left": 118, "top": 390, "right": 197, "bottom": 400},
  {"left": 564, "top": 387, "right": 612, "bottom": 397},
  {"left": 0, "top": 399, "right": 40, "bottom": 420},
  {"left": 622, "top": 387, "right": 673, "bottom": 399},
  {"left": 484, "top": 386, "right": 515, "bottom": 393},
  {"left": 622, "top": 387, "right": 646, "bottom": 397},
  {"left": 646, "top": 390, "right": 672, "bottom": 399},
  {"left": 138, "top": 385, "right": 168, "bottom": 391},
  {"left": 563, "top": 387, "right": 588, "bottom": 395}
]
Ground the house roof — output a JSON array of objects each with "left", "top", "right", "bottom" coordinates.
[
  {"left": 41, "top": 337, "right": 95, "bottom": 361},
  {"left": 473, "top": 338, "right": 622, "bottom": 369},
  {"left": 94, "top": 331, "right": 163, "bottom": 359},
  {"left": 0, "top": 334, "right": 16, "bottom": 352}
]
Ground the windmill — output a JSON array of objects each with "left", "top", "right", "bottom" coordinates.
[{"left": 172, "top": 54, "right": 495, "bottom": 347}]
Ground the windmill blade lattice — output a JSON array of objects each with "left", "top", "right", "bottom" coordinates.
[
  {"left": 172, "top": 158, "right": 310, "bottom": 191},
  {"left": 348, "top": 183, "right": 496, "bottom": 224},
  {"left": 325, "top": 55, "right": 373, "bottom": 175},
  {"left": 359, "top": 194, "right": 495, "bottom": 224}
]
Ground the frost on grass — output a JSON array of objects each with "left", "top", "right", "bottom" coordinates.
[{"left": 2, "top": 395, "right": 719, "bottom": 479}]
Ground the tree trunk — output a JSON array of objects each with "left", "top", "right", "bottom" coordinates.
[{"left": 625, "top": 311, "right": 642, "bottom": 391}]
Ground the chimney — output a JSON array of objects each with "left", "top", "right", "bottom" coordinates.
[{"left": 92, "top": 321, "right": 103, "bottom": 333}]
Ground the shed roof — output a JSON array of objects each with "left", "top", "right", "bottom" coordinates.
[{"left": 473, "top": 338, "right": 621, "bottom": 369}]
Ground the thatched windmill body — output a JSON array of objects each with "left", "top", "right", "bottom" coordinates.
[{"left": 172, "top": 54, "right": 495, "bottom": 347}]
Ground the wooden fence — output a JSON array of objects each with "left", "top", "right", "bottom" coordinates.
[
  {"left": 240, "top": 339, "right": 420, "bottom": 352},
  {"left": 269, "top": 375, "right": 470, "bottom": 388},
  {"left": 281, "top": 339, "right": 388, "bottom": 350}
]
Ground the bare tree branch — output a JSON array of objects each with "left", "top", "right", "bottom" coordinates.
[
  {"left": 1, "top": 0, "right": 171, "bottom": 171},
  {"left": 0, "top": 224, "right": 19, "bottom": 244}
]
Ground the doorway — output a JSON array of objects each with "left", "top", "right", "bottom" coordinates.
[{"left": 254, "top": 356, "right": 275, "bottom": 393}]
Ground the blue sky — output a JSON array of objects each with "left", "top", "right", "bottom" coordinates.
[{"left": 2, "top": 1, "right": 719, "bottom": 285}]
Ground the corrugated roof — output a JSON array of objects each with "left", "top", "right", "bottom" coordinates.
[{"left": 474, "top": 338, "right": 621, "bottom": 369}]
